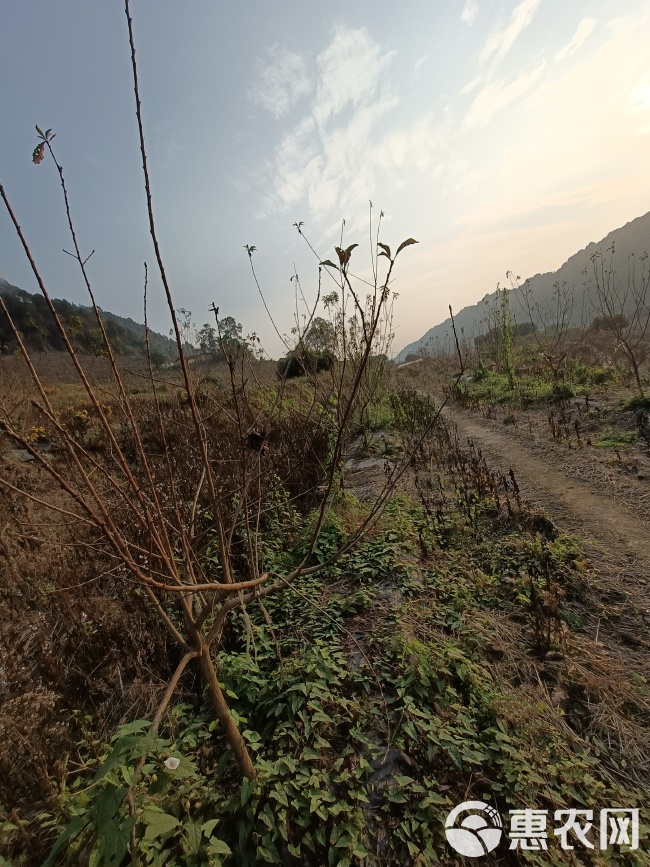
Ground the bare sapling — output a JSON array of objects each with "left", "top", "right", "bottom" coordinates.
[
  {"left": 0, "top": 2, "right": 428, "bottom": 792},
  {"left": 475, "top": 286, "right": 516, "bottom": 387},
  {"left": 284, "top": 205, "right": 410, "bottom": 452},
  {"left": 583, "top": 243, "right": 650, "bottom": 396},
  {"left": 510, "top": 272, "right": 588, "bottom": 382}
]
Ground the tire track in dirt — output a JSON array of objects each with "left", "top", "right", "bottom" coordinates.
[
  {"left": 438, "top": 400, "right": 650, "bottom": 649},
  {"left": 441, "top": 402, "right": 650, "bottom": 562}
]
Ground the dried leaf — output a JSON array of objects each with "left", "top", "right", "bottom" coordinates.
[
  {"left": 320, "top": 259, "right": 338, "bottom": 269},
  {"left": 377, "top": 243, "right": 391, "bottom": 259},
  {"left": 395, "top": 238, "right": 418, "bottom": 257},
  {"left": 35, "top": 125, "right": 44, "bottom": 137},
  {"left": 335, "top": 244, "right": 358, "bottom": 268},
  {"left": 32, "top": 143, "right": 45, "bottom": 165}
]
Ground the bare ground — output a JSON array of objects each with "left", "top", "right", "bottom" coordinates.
[{"left": 437, "top": 399, "right": 650, "bottom": 656}]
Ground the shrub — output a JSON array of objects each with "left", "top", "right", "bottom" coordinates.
[
  {"left": 277, "top": 349, "right": 333, "bottom": 379},
  {"left": 551, "top": 381, "right": 574, "bottom": 401}
]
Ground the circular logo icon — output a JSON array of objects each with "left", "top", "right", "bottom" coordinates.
[{"left": 445, "top": 800, "right": 503, "bottom": 857}]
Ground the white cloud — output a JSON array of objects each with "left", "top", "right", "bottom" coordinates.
[
  {"left": 258, "top": 25, "right": 408, "bottom": 221},
  {"left": 375, "top": 114, "right": 447, "bottom": 173},
  {"left": 270, "top": 117, "right": 320, "bottom": 208},
  {"left": 452, "top": 9, "right": 650, "bottom": 242},
  {"left": 629, "top": 70, "right": 650, "bottom": 132},
  {"left": 480, "top": 0, "right": 542, "bottom": 65},
  {"left": 461, "top": 0, "right": 478, "bottom": 26},
  {"left": 459, "top": 73, "right": 483, "bottom": 96},
  {"left": 464, "top": 60, "right": 545, "bottom": 127},
  {"left": 247, "top": 46, "right": 312, "bottom": 119},
  {"left": 555, "top": 17, "right": 597, "bottom": 62},
  {"left": 313, "top": 26, "right": 394, "bottom": 126},
  {"left": 413, "top": 55, "right": 429, "bottom": 80},
  {"left": 630, "top": 69, "right": 650, "bottom": 107}
]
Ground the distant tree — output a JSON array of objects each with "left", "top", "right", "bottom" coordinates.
[
  {"left": 277, "top": 347, "right": 334, "bottom": 380},
  {"left": 304, "top": 317, "right": 335, "bottom": 353},
  {"left": 217, "top": 315, "right": 244, "bottom": 355},
  {"left": 172, "top": 308, "right": 195, "bottom": 351},
  {"left": 196, "top": 323, "right": 222, "bottom": 359},
  {"left": 149, "top": 346, "right": 167, "bottom": 368},
  {"left": 181, "top": 313, "right": 245, "bottom": 359},
  {"left": 589, "top": 313, "right": 628, "bottom": 333}
]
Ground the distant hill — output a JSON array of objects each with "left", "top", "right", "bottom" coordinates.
[
  {"left": 396, "top": 210, "right": 650, "bottom": 361},
  {"left": 0, "top": 278, "right": 176, "bottom": 362}
]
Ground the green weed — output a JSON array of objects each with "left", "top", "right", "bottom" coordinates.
[{"left": 594, "top": 430, "right": 638, "bottom": 449}]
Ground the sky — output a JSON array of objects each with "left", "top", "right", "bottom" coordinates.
[{"left": 2, "top": 0, "right": 650, "bottom": 358}]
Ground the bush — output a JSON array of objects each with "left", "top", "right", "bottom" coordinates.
[
  {"left": 624, "top": 395, "right": 650, "bottom": 412},
  {"left": 551, "top": 381, "right": 574, "bottom": 401},
  {"left": 277, "top": 349, "right": 333, "bottom": 380}
]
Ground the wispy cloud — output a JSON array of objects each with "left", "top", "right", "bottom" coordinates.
[
  {"left": 480, "top": 0, "right": 542, "bottom": 65},
  {"left": 413, "top": 55, "right": 429, "bottom": 80},
  {"left": 247, "top": 46, "right": 312, "bottom": 119},
  {"left": 459, "top": 74, "right": 483, "bottom": 96},
  {"left": 255, "top": 25, "right": 405, "bottom": 222},
  {"left": 313, "top": 26, "right": 394, "bottom": 126},
  {"left": 452, "top": 9, "right": 650, "bottom": 242},
  {"left": 629, "top": 70, "right": 650, "bottom": 132},
  {"left": 630, "top": 70, "right": 650, "bottom": 112},
  {"left": 555, "top": 17, "right": 596, "bottom": 62},
  {"left": 375, "top": 114, "right": 446, "bottom": 173},
  {"left": 464, "top": 60, "right": 545, "bottom": 127},
  {"left": 461, "top": 0, "right": 478, "bottom": 26}
]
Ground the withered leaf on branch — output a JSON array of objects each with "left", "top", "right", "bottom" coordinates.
[
  {"left": 395, "top": 238, "right": 418, "bottom": 257},
  {"left": 377, "top": 243, "right": 392, "bottom": 259},
  {"left": 32, "top": 143, "right": 45, "bottom": 165},
  {"left": 334, "top": 243, "right": 358, "bottom": 268}
]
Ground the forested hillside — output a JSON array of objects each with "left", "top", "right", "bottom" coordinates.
[{"left": 0, "top": 278, "right": 175, "bottom": 361}]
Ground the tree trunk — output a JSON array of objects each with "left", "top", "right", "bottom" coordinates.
[
  {"left": 621, "top": 340, "right": 644, "bottom": 397},
  {"left": 197, "top": 641, "right": 257, "bottom": 779}
]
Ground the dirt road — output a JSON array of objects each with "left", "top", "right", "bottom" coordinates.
[
  {"left": 439, "top": 399, "right": 650, "bottom": 650},
  {"left": 440, "top": 402, "right": 650, "bottom": 561}
]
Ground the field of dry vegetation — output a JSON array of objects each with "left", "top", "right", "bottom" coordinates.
[
  {"left": 2, "top": 2, "right": 650, "bottom": 862},
  {"left": 1, "top": 312, "right": 650, "bottom": 865}
]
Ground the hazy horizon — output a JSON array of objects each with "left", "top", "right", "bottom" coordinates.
[{"left": 2, "top": 0, "right": 650, "bottom": 357}]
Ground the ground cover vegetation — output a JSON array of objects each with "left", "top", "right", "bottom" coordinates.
[
  {"left": 3, "top": 365, "right": 650, "bottom": 864},
  {"left": 2, "top": 4, "right": 650, "bottom": 865}
]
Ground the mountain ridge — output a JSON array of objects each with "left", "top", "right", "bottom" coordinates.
[{"left": 396, "top": 210, "right": 650, "bottom": 361}]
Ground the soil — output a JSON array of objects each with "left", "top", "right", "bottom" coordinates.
[
  {"left": 343, "top": 403, "right": 650, "bottom": 789},
  {"left": 437, "top": 396, "right": 650, "bottom": 655}
]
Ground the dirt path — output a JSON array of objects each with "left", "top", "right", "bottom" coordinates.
[
  {"left": 441, "top": 402, "right": 650, "bottom": 561},
  {"left": 439, "top": 399, "right": 650, "bottom": 651}
]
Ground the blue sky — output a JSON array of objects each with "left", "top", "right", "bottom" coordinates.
[{"left": 2, "top": 0, "right": 650, "bottom": 356}]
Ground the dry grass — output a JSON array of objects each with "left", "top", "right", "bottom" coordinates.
[{"left": 0, "top": 351, "right": 335, "bottom": 830}]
